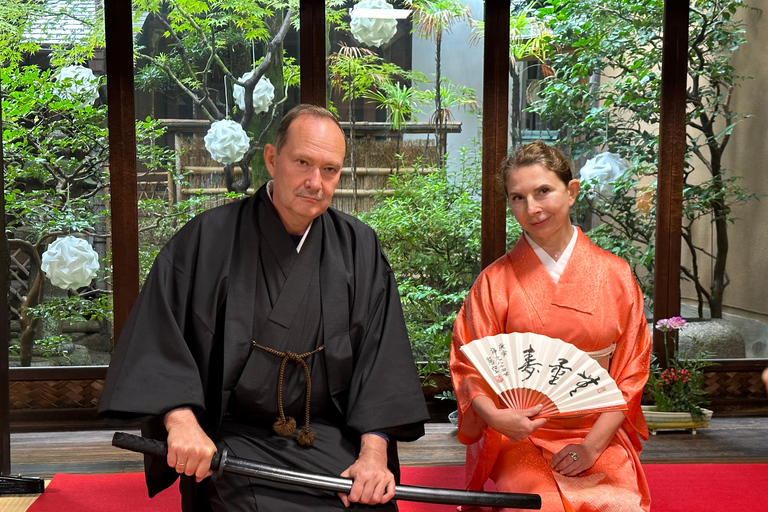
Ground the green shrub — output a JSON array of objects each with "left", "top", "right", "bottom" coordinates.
[{"left": 362, "top": 144, "right": 521, "bottom": 381}]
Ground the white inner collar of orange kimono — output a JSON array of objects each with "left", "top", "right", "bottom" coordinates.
[
  {"left": 266, "top": 180, "right": 312, "bottom": 253},
  {"left": 524, "top": 226, "right": 578, "bottom": 284}
]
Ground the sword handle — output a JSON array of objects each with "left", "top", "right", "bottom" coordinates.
[{"left": 111, "top": 432, "right": 223, "bottom": 470}]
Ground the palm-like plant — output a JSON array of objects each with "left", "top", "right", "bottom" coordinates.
[
  {"left": 329, "top": 42, "right": 407, "bottom": 208},
  {"left": 363, "top": 81, "right": 425, "bottom": 170},
  {"left": 329, "top": 44, "right": 376, "bottom": 208},
  {"left": 406, "top": 0, "right": 472, "bottom": 165}
]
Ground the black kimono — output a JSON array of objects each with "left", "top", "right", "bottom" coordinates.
[{"left": 99, "top": 184, "right": 429, "bottom": 511}]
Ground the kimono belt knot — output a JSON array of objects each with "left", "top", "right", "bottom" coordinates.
[{"left": 253, "top": 342, "right": 325, "bottom": 447}]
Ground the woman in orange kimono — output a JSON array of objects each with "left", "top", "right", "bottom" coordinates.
[{"left": 450, "top": 142, "right": 651, "bottom": 512}]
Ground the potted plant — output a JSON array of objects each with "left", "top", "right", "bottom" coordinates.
[{"left": 643, "top": 317, "right": 715, "bottom": 434}]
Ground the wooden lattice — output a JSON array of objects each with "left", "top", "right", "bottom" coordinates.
[
  {"left": 9, "top": 379, "right": 104, "bottom": 410},
  {"left": 703, "top": 370, "right": 768, "bottom": 400},
  {"left": 137, "top": 171, "right": 171, "bottom": 202},
  {"left": 8, "top": 247, "right": 32, "bottom": 321}
]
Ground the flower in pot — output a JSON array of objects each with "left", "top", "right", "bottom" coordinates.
[{"left": 644, "top": 317, "right": 715, "bottom": 433}]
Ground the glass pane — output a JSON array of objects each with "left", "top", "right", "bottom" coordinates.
[
  {"left": 327, "top": 1, "right": 483, "bottom": 397},
  {"left": 520, "top": 0, "right": 659, "bottom": 313},
  {"left": 3, "top": 1, "right": 112, "bottom": 368},
  {"left": 519, "top": 0, "right": 766, "bottom": 363},
  {"left": 677, "top": 2, "right": 766, "bottom": 361},
  {"left": 132, "top": 1, "right": 300, "bottom": 282}
]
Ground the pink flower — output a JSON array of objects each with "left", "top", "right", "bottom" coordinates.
[
  {"left": 656, "top": 316, "right": 687, "bottom": 332},
  {"left": 667, "top": 316, "right": 687, "bottom": 330}
]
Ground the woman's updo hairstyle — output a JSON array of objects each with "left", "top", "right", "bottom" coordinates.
[{"left": 498, "top": 141, "right": 573, "bottom": 194}]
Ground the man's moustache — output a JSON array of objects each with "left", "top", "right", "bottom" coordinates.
[{"left": 295, "top": 190, "right": 324, "bottom": 201}]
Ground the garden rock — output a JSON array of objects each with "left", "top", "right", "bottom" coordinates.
[{"left": 679, "top": 319, "right": 746, "bottom": 359}]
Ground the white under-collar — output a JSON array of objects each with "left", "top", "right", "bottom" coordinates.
[
  {"left": 524, "top": 226, "right": 578, "bottom": 283},
  {"left": 266, "top": 180, "right": 311, "bottom": 253}
]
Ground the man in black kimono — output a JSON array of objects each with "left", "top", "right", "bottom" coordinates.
[{"left": 99, "top": 104, "right": 430, "bottom": 511}]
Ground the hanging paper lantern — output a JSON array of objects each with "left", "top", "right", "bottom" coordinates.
[
  {"left": 55, "top": 65, "right": 100, "bottom": 106},
  {"left": 204, "top": 119, "right": 251, "bottom": 164},
  {"left": 579, "top": 152, "right": 631, "bottom": 199},
  {"left": 350, "top": 0, "right": 398, "bottom": 47},
  {"left": 41, "top": 236, "right": 100, "bottom": 291},
  {"left": 232, "top": 72, "right": 275, "bottom": 114}
]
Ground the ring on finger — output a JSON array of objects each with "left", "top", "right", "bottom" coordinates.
[
  {"left": 176, "top": 462, "right": 187, "bottom": 466},
  {"left": 568, "top": 451, "right": 579, "bottom": 461}
]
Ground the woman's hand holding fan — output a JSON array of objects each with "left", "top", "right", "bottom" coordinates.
[
  {"left": 470, "top": 395, "right": 549, "bottom": 442},
  {"left": 460, "top": 332, "right": 627, "bottom": 419}
]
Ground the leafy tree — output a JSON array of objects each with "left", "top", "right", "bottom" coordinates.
[
  {"left": 470, "top": 2, "right": 552, "bottom": 147},
  {"left": 3, "top": 60, "right": 196, "bottom": 362},
  {"left": 2, "top": 64, "right": 110, "bottom": 365},
  {"left": 132, "top": 0, "right": 304, "bottom": 193},
  {"left": 0, "top": 0, "right": 45, "bottom": 66},
  {"left": 526, "top": 0, "right": 756, "bottom": 317},
  {"left": 328, "top": 42, "right": 409, "bottom": 207},
  {"left": 361, "top": 142, "right": 521, "bottom": 382}
]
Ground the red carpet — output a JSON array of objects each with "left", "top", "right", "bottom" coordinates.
[{"left": 26, "top": 464, "right": 768, "bottom": 512}]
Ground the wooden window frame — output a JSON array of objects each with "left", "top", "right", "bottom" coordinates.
[{"left": 3, "top": 0, "right": 766, "bottom": 470}]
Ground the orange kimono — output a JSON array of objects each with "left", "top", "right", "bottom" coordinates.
[{"left": 450, "top": 230, "right": 651, "bottom": 512}]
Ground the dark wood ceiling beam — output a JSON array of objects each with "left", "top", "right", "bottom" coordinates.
[{"left": 300, "top": 0, "right": 327, "bottom": 107}]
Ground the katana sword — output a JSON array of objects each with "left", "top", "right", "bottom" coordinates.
[{"left": 112, "top": 432, "right": 541, "bottom": 509}]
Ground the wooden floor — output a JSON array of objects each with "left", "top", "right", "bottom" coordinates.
[{"left": 3, "top": 416, "right": 768, "bottom": 510}]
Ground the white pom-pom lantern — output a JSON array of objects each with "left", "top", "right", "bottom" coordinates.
[
  {"left": 55, "top": 65, "right": 100, "bottom": 106},
  {"left": 350, "top": 0, "right": 398, "bottom": 47},
  {"left": 579, "top": 152, "right": 631, "bottom": 199},
  {"left": 41, "top": 236, "right": 100, "bottom": 291},
  {"left": 232, "top": 72, "right": 275, "bottom": 114},
  {"left": 204, "top": 120, "right": 251, "bottom": 164}
]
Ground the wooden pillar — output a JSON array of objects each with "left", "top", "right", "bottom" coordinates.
[
  {"left": 300, "top": 0, "right": 326, "bottom": 107},
  {"left": 105, "top": 0, "right": 140, "bottom": 343},
  {"left": 653, "top": 0, "right": 689, "bottom": 364},
  {"left": 481, "top": 0, "right": 511, "bottom": 269},
  {"left": 1, "top": 97, "right": 10, "bottom": 475}
]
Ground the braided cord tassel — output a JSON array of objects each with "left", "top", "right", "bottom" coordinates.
[{"left": 253, "top": 343, "right": 324, "bottom": 446}]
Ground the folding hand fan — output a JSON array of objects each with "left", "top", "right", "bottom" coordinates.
[{"left": 459, "top": 332, "right": 627, "bottom": 418}]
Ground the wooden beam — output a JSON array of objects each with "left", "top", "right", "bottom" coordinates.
[
  {"left": 653, "top": 0, "right": 689, "bottom": 364},
  {"left": 481, "top": 1, "right": 511, "bottom": 269},
  {"left": 1, "top": 91, "right": 11, "bottom": 475},
  {"left": 104, "top": 0, "right": 140, "bottom": 344},
  {"left": 300, "top": 0, "right": 326, "bottom": 106}
]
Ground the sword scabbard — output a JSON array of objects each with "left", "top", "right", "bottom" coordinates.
[{"left": 112, "top": 431, "right": 541, "bottom": 509}]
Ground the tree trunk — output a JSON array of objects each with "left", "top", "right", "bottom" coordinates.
[
  {"left": 348, "top": 67, "right": 358, "bottom": 212},
  {"left": 435, "top": 32, "right": 444, "bottom": 167},
  {"left": 509, "top": 60, "right": 521, "bottom": 148},
  {"left": 707, "top": 143, "right": 728, "bottom": 319},
  {"left": 710, "top": 198, "right": 728, "bottom": 319},
  {"left": 18, "top": 265, "right": 45, "bottom": 367},
  {"left": 395, "top": 131, "right": 402, "bottom": 173}
]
